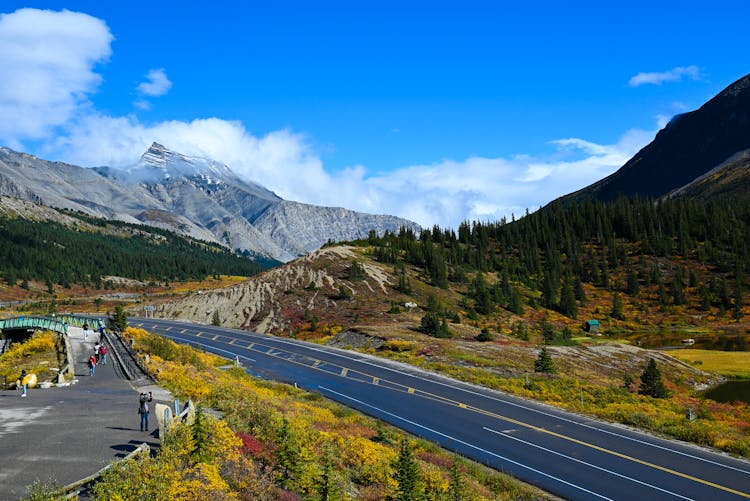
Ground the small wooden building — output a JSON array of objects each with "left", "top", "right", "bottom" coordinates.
[{"left": 583, "top": 319, "right": 600, "bottom": 334}]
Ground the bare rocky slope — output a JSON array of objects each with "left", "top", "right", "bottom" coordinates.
[
  {"left": 152, "top": 244, "right": 714, "bottom": 391},
  {"left": 0, "top": 143, "right": 420, "bottom": 262}
]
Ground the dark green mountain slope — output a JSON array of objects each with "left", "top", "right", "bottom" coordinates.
[
  {"left": 669, "top": 150, "right": 750, "bottom": 201},
  {"left": 567, "top": 73, "right": 750, "bottom": 202},
  {"left": 0, "top": 201, "right": 279, "bottom": 287}
]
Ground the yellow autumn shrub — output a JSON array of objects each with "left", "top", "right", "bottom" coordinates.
[{"left": 334, "top": 434, "right": 396, "bottom": 487}]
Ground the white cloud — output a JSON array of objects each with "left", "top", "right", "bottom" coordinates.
[
  {"left": 629, "top": 66, "right": 700, "bottom": 87},
  {"left": 45, "top": 106, "right": 654, "bottom": 231},
  {"left": 137, "top": 68, "right": 172, "bottom": 97},
  {"left": 1, "top": 8, "right": 657, "bottom": 231},
  {"left": 0, "top": 8, "right": 112, "bottom": 147}
]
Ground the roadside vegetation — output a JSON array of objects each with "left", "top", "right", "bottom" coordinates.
[
  {"left": 96, "top": 326, "right": 549, "bottom": 500},
  {"left": 0, "top": 330, "right": 62, "bottom": 387}
]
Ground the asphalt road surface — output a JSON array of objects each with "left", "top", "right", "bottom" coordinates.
[{"left": 132, "top": 317, "right": 750, "bottom": 500}]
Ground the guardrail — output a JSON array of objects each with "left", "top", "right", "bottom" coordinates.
[
  {"left": 55, "top": 314, "right": 104, "bottom": 329},
  {"left": 100, "top": 329, "right": 135, "bottom": 381},
  {"left": 55, "top": 442, "right": 150, "bottom": 499},
  {"left": 110, "top": 328, "right": 153, "bottom": 381},
  {"left": 0, "top": 316, "right": 69, "bottom": 335}
]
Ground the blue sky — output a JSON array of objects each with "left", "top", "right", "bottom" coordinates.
[{"left": 0, "top": 1, "right": 748, "bottom": 228}]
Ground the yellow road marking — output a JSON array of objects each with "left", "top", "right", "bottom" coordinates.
[
  {"left": 156, "top": 327, "right": 749, "bottom": 498},
  {"left": 479, "top": 408, "right": 750, "bottom": 498},
  {"left": 312, "top": 360, "right": 321, "bottom": 368}
]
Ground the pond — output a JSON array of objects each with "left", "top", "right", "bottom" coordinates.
[
  {"left": 703, "top": 380, "right": 750, "bottom": 404},
  {"left": 634, "top": 332, "right": 749, "bottom": 351}
]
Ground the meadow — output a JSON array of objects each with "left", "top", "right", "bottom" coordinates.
[{"left": 671, "top": 349, "right": 750, "bottom": 379}]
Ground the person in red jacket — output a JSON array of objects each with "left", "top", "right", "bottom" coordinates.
[
  {"left": 99, "top": 344, "right": 108, "bottom": 365},
  {"left": 88, "top": 354, "right": 97, "bottom": 376}
]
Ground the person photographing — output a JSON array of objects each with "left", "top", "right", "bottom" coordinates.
[{"left": 138, "top": 391, "right": 153, "bottom": 432}]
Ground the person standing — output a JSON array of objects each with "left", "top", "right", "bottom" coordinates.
[
  {"left": 88, "top": 354, "right": 97, "bottom": 376},
  {"left": 99, "top": 344, "right": 108, "bottom": 365},
  {"left": 19, "top": 369, "right": 28, "bottom": 397},
  {"left": 138, "top": 392, "right": 153, "bottom": 432},
  {"left": 83, "top": 323, "right": 90, "bottom": 341},
  {"left": 94, "top": 341, "right": 101, "bottom": 362}
]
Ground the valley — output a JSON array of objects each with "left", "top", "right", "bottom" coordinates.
[{"left": 2, "top": 68, "right": 750, "bottom": 500}]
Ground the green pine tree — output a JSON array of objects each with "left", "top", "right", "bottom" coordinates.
[
  {"left": 317, "top": 444, "right": 336, "bottom": 501},
  {"left": 534, "top": 347, "right": 556, "bottom": 373},
  {"left": 558, "top": 275, "right": 578, "bottom": 319},
  {"left": 393, "top": 438, "right": 422, "bottom": 501},
  {"left": 639, "top": 358, "right": 669, "bottom": 398},
  {"left": 610, "top": 293, "right": 625, "bottom": 320},
  {"left": 191, "top": 406, "right": 211, "bottom": 463},
  {"left": 277, "top": 417, "right": 301, "bottom": 488},
  {"left": 447, "top": 456, "right": 467, "bottom": 501},
  {"left": 109, "top": 305, "right": 128, "bottom": 331},
  {"left": 211, "top": 310, "right": 221, "bottom": 326}
]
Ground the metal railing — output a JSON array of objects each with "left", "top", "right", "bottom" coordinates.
[
  {"left": 55, "top": 314, "right": 104, "bottom": 329},
  {"left": 0, "top": 316, "right": 69, "bottom": 335}
]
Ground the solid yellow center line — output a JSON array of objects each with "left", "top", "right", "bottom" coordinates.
[
  {"left": 467, "top": 403, "right": 750, "bottom": 498},
  {"left": 160, "top": 328, "right": 748, "bottom": 498}
]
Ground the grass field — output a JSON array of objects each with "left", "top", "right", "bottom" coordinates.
[{"left": 671, "top": 349, "right": 750, "bottom": 378}]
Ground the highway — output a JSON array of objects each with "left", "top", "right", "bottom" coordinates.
[{"left": 132, "top": 317, "right": 750, "bottom": 500}]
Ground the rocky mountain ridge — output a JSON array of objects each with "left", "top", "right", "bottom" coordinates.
[{"left": 0, "top": 143, "right": 420, "bottom": 262}]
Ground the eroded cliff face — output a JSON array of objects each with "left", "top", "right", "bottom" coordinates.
[{"left": 155, "top": 246, "right": 395, "bottom": 334}]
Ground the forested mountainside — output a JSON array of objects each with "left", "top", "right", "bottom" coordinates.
[
  {"left": 367, "top": 195, "right": 748, "bottom": 322},
  {"left": 0, "top": 206, "right": 278, "bottom": 287}
]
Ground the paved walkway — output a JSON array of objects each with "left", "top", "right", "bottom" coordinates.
[{"left": 0, "top": 327, "right": 172, "bottom": 500}]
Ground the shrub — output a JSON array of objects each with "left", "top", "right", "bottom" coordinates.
[
  {"left": 476, "top": 328, "right": 494, "bottom": 342},
  {"left": 420, "top": 313, "right": 452, "bottom": 338}
]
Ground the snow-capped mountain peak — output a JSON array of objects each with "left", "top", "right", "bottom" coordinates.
[{"left": 129, "top": 142, "right": 236, "bottom": 182}]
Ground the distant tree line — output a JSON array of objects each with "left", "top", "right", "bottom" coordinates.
[{"left": 0, "top": 215, "right": 275, "bottom": 287}]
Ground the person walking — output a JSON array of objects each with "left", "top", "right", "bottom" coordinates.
[
  {"left": 19, "top": 369, "right": 28, "bottom": 397},
  {"left": 138, "top": 392, "right": 153, "bottom": 432},
  {"left": 94, "top": 341, "right": 101, "bottom": 362},
  {"left": 83, "top": 323, "right": 90, "bottom": 341},
  {"left": 99, "top": 344, "right": 108, "bottom": 365},
  {"left": 88, "top": 354, "right": 97, "bottom": 376}
]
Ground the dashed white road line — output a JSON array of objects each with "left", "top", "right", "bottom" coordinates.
[
  {"left": 319, "top": 385, "right": 612, "bottom": 501},
  {"left": 484, "top": 427, "right": 693, "bottom": 500}
]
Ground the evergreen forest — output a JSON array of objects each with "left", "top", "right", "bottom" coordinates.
[
  {"left": 364, "top": 195, "right": 750, "bottom": 321},
  {"left": 0, "top": 213, "right": 277, "bottom": 287}
]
